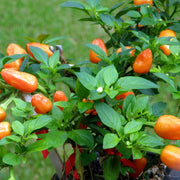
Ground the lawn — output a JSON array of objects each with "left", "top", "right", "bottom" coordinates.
[
  {"left": 0, "top": 0, "right": 120, "bottom": 62},
  {"left": 0, "top": 0, "right": 179, "bottom": 179}
]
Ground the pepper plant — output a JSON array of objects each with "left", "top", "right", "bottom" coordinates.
[{"left": 0, "top": 0, "right": 180, "bottom": 179}]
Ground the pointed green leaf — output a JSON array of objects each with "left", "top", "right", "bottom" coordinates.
[{"left": 103, "top": 133, "right": 120, "bottom": 149}]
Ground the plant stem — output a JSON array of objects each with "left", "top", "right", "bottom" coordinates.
[
  {"left": 37, "top": 83, "right": 47, "bottom": 94},
  {"left": 8, "top": 166, "right": 16, "bottom": 180},
  {"left": 166, "top": 0, "right": 169, "bottom": 17},
  {"left": 100, "top": 24, "right": 118, "bottom": 46},
  {"left": 143, "top": 122, "right": 156, "bottom": 127},
  {"left": 0, "top": 92, "right": 17, "bottom": 110},
  {"left": 140, "top": 147, "right": 162, "bottom": 155}
]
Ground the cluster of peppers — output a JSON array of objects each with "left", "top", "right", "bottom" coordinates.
[{"left": 0, "top": 0, "right": 180, "bottom": 179}]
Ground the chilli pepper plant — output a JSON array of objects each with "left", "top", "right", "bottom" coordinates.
[{"left": 0, "top": 0, "right": 180, "bottom": 179}]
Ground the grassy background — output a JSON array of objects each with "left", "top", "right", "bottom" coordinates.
[
  {"left": 0, "top": 0, "right": 120, "bottom": 62},
  {"left": 0, "top": 0, "right": 179, "bottom": 179}
]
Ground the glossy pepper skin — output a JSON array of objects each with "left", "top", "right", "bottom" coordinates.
[
  {"left": 90, "top": 39, "right": 108, "bottom": 63},
  {"left": 26, "top": 42, "right": 53, "bottom": 59},
  {"left": 53, "top": 91, "right": 68, "bottom": 111},
  {"left": 160, "top": 145, "right": 180, "bottom": 171},
  {"left": 129, "top": 157, "right": 147, "bottom": 178},
  {"left": 133, "top": 0, "right": 153, "bottom": 5},
  {"left": 0, "top": 108, "right": 6, "bottom": 122},
  {"left": 154, "top": 115, "right": 180, "bottom": 140},
  {"left": 158, "top": 29, "right": 177, "bottom": 56},
  {"left": 1, "top": 69, "right": 38, "bottom": 93},
  {"left": 4, "top": 43, "right": 27, "bottom": 71},
  {"left": 116, "top": 46, "right": 135, "bottom": 57},
  {"left": 31, "top": 93, "right": 53, "bottom": 114},
  {"left": 0, "top": 122, "right": 11, "bottom": 139},
  {"left": 133, "top": 48, "right": 152, "bottom": 74}
]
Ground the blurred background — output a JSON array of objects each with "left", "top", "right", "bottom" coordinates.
[{"left": 0, "top": 0, "right": 120, "bottom": 62}]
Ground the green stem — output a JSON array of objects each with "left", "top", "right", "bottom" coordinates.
[
  {"left": 37, "top": 83, "right": 47, "bottom": 94},
  {"left": 140, "top": 147, "right": 162, "bottom": 155},
  {"left": 100, "top": 24, "right": 118, "bottom": 46},
  {"left": 166, "top": 0, "right": 169, "bottom": 17},
  {"left": 143, "top": 122, "right": 156, "bottom": 127},
  {"left": 0, "top": 92, "right": 17, "bottom": 110},
  {"left": 8, "top": 166, "right": 16, "bottom": 180}
]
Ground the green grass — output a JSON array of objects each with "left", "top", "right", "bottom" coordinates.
[{"left": 0, "top": 0, "right": 120, "bottom": 62}]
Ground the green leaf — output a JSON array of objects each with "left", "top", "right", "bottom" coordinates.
[
  {"left": 3, "top": 153, "right": 21, "bottom": 166},
  {"left": 139, "top": 17, "right": 156, "bottom": 25},
  {"left": 154, "top": 73, "right": 175, "bottom": 90},
  {"left": 27, "top": 131, "right": 68, "bottom": 153},
  {"left": 122, "top": 94, "right": 136, "bottom": 118},
  {"left": 44, "top": 36, "right": 67, "bottom": 44},
  {"left": 85, "top": 44, "right": 110, "bottom": 64},
  {"left": 6, "top": 135, "right": 21, "bottom": 143},
  {"left": 126, "top": 10, "right": 141, "bottom": 18},
  {"left": 75, "top": 79, "right": 90, "bottom": 99},
  {"left": 86, "top": 0, "right": 100, "bottom": 8},
  {"left": 95, "top": 102, "right": 122, "bottom": 131},
  {"left": 103, "top": 156, "right": 121, "bottom": 180},
  {"left": 54, "top": 101, "right": 72, "bottom": 108},
  {"left": 68, "top": 130, "right": 94, "bottom": 148},
  {"left": 75, "top": 72, "right": 97, "bottom": 90},
  {"left": 24, "top": 115, "right": 53, "bottom": 134},
  {"left": 29, "top": 46, "right": 49, "bottom": 65},
  {"left": 59, "top": 77, "right": 76, "bottom": 90},
  {"left": 116, "top": 142, "right": 131, "bottom": 159},
  {"left": 103, "top": 65, "right": 118, "bottom": 87},
  {"left": 152, "top": 102, "right": 166, "bottom": 117},
  {"left": 124, "top": 121, "right": 143, "bottom": 135},
  {"left": 89, "top": 90, "right": 106, "bottom": 100},
  {"left": 116, "top": 76, "right": 158, "bottom": 89},
  {"left": 169, "top": 23, "right": 180, "bottom": 33},
  {"left": 103, "top": 133, "right": 120, "bottom": 149},
  {"left": 60, "top": 1, "right": 86, "bottom": 9},
  {"left": 133, "top": 96, "right": 149, "bottom": 115},
  {"left": 51, "top": 105, "right": 64, "bottom": 122},
  {"left": 99, "top": 14, "right": 114, "bottom": 27},
  {"left": 138, "top": 134, "right": 164, "bottom": 147},
  {"left": 78, "top": 102, "right": 93, "bottom": 113},
  {"left": 132, "top": 148, "right": 142, "bottom": 159},
  {"left": 36, "top": 34, "right": 49, "bottom": 43},
  {"left": 19, "top": 56, "right": 30, "bottom": 72},
  {"left": 12, "top": 121, "right": 24, "bottom": 136},
  {"left": 49, "top": 50, "right": 60, "bottom": 69},
  {"left": 109, "top": 2, "right": 124, "bottom": 13},
  {"left": 131, "top": 31, "right": 149, "bottom": 44},
  {"left": 80, "top": 151, "right": 97, "bottom": 166}
]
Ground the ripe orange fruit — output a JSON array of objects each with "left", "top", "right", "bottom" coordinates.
[
  {"left": 0, "top": 108, "right": 6, "bottom": 122},
  {"left": 26, "top": 42, "right": 53, "bottom": 60},
  {"left": 31, "top": 93, "right": 53, "bottom": 114},
  {"left": 53, "top": 91, "right": 68, "bottom": 111},
  {"left": 133, "top": 0, "right": 153, "bottom": 6},
  {"left": 133, "top": 49, "right": 152, "bottom": 74},
  {"left": 116, "top": 46, "right": 135, "bottom": 57},
  {"left": 4, "top": 43, "right": 27, "bottom": 71},
  {"left": 158, "top": 29, "right": 177, "bottom": 56},
  {"left": 90, "top": 39, "right": 108, "bottom": 63},
  {"left": 0, "top": 122, "right": 11, "bottom": 139}
]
